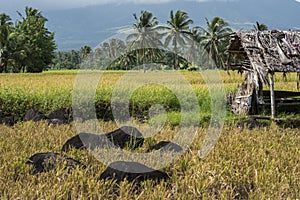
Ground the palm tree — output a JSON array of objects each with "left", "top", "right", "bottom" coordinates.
[
  {"left": 126, "top": 10, "right": 162, "bottom": 71},
  {"left": 127, "top": 10, "right": 160, "bottom": 48},
  {"left": 162, "top": 10, "right": 193, "bottom": 69},
  {"left": 186, "top": 27, "right": 202, "bottom": 67},
  {"left": 0, "top": 13, "right": 13, "bottom": 72},
  {"left": 102, "top": 38, "right": 126, "bottom": 69},
  {"left": 199, "top": 16, "right": 232, "bottom": 69},
  {"left": 253, "top": 21, "right": 268, "bottom": 31},
  {"left": 108, "top": 38, "right": 126, "bottom": 59}
]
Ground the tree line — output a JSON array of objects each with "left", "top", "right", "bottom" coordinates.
[
  {"left": 52, "top": 46, "right": 92, "bottom": 69},
  {"left": 1, "top": 8, "right": 267, "bottom": 72},
  {"left": 68, "top": 10, "right": 236, "bottom": 71},
  {"left": 0, "top": 7, "right": 56, "bottom": 73},
  {"left": 69, "top": 10, "right": 267, "bottom": 71}
]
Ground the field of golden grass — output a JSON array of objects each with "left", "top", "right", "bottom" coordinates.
[
  {"left": 0, "top": 122, "right": 299, "bottom": 199},
  {"left": 0, "top": 70, "right": 299, "bottom": 199}
]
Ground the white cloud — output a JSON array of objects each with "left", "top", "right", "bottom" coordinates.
[{"left": 295, "top": 0, "right": 300, "bottom": 2}]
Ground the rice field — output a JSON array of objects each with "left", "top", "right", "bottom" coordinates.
[{"left": 0, "top": 70, "right": 299, "bottom": 199}]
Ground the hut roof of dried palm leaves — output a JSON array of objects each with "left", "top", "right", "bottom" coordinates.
[{"left": 227, "top": 30, "right": 300, "bottom": 84}]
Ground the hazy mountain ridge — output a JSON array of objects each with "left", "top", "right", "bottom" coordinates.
[{"left": 43, "top": 0, "right": 300, "bottom": 50}]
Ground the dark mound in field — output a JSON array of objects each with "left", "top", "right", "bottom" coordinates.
[
  {"left": 26, "top": 152, "right": 85, "bottom": 174},
  {"left": 61, "top": 126, "right": 144, "bottom": 152},
  {"left": 98, "top": 161, "right": 170, "bottom": 183},
  {"left": 61, "top": 132, "right": 105, "bottom": 152},
  {"left": 47, "top": 107, "right": 72, "bottom": 123},
  {"left": 236, "top": 119, "right": 268, "bottom": 130},
  {"left": 0, "top": 115, "right": 15, "bottom": 126},
  {"left": 47, "top": 118, "right": 66, "bottom": 125},
  {"left": 24, "top": 108, "right": 71, "bottom": 125},
  {"left": 147, "top": 141, "right": 183, "bottom": 153},
  {"left": 24, "top": 109, "right": 48, "bottom": 122},
  {"left": 275, "top": 118, "right": 300, "bottom": 129},
  {"left": 105, "top": 126, "right": 144, "bottom": 149}
]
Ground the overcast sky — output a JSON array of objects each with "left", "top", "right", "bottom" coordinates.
[
  {"left": 3, "top": 0, "right": 168, "bottom": 12},
  {"left": 2, "top": 0, "right": 299, "bottom": 12},
  {"left": 1, "top": 0, "right": 299, "bottom": 18},
  {"left": 1, "top": 0, "right": 238, "bottom": 13},
  {"left": 1, "top": 0, "right": 299, "bottom": 13}
]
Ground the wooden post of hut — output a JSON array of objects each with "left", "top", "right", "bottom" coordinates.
[{"left": 269, "top": 72, "right": 276, "bottom": 119}]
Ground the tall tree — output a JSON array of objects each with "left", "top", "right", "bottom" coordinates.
[
  {"left": 126, "top": 10, "right": 162, "bottom": 71},
  {"left": 0, "top": 13, "right": 13, "bottom": 72},
  {"left": 17, "top": 7, "right": 56, "bottom": 72},
  {"left": 127, "top": 10, "right": 160, "bottom": 48},
  {"left": 8, "top": 25, "right": 28, "bottom": 72},
  {"left": 186, "top": 27, "right": 202, "bottom": 67},
  {"left": 162, "top": 10, "right": 193, "bottom": 69},
  {"left": 80, "top": 45, "right": 92, "bottom": 59},
  {"left": 199, "top": 16, "right": 232, "bottom": 69}
]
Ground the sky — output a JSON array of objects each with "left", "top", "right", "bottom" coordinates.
[
  {"left": 2, "top": 0, "right": 236, "bottom": 12},
  {"left": 1, "top": 0, "right": 299, "bottom": 15},
  {"left": 1, "top": 0, "right": 299, "bottom": 50}
]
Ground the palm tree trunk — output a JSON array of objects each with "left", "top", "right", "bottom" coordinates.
[
  {"left": 213, "top": 41, "right": 225, "bottom": 69},
  {"left": 174, "top": 41, "right": 177, "bottom": 70},
  {"left": 143, "top": 48, "right": 146, "bottom": 73}
]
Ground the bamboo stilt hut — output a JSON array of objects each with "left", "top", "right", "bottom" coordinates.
[{"left": 227, "top": 30, "right": 300, "bottom": 118}]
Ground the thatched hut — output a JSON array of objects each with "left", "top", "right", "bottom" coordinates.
[{"left": 227, "top": 30, "right": 300, "bottom": 118}]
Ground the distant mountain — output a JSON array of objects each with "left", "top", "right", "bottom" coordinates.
[{"left": 43, "top": 0, "right": 300, "bottom": 50}]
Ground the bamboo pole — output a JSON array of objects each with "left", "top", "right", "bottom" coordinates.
[{"left": 269, "top": 73, "right": 276, "bottom": 119}]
